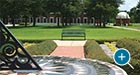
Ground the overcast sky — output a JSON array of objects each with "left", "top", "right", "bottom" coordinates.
[{"left": 118, "top": 0, "right": 139, "bottom": 11}]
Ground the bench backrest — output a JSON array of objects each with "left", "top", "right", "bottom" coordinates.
[{"left": 62, "top": 29, "right": 85, "bottom": 34}]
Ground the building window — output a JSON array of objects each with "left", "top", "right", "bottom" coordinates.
[
  {"left": 50, "top": 17, "right": 54, "bottom": 23},
  {"left": 37, "top": 18, "right": 40, "bottom": 23},
  {"left": 84, "top": 19, "right": 87, "bottom": 23},
  {"left": 83, "top": 17, "right": 88, "bottom": 23},
  {"left": 43, "top": 18, "right": 47, "bottom": 23},
  {"left": 77, "top": 17, "right": 81, "bottom": 23}
]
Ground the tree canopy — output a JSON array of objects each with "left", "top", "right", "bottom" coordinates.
[
  {"left": 0, "top": 0, "right": 124, "bottom": 27},
  {"left": 84, "top": 0, "right": 123, "bottom": 27},
  {"left": 129, "top": 1, "right": 140, "bottom": 23}
]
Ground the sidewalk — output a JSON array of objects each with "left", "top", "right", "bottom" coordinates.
[
  {"left": 110, "top": 26, "right": 140, "bottom": 32},
  {"left": 50, "top": 40, "right": 87, "bottom": 58},
  {"left": 100, "top": 44, "right": 113, "bottom": 58},
  {"left": 50, "top": 46, "right": 85, "bottom": 58}
]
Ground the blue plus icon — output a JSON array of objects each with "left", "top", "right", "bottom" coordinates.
[
  {"left": 118, "top": 53, "right": 126, "bottom": 61},
  {"left": 113, "top": 48, "right": 130, "bottom": 66}
]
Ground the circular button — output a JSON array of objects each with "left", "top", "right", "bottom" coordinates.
[{"left": 113, "top": 48, "right": 130, "bottom": 66}]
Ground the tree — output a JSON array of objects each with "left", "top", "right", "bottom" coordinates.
[
  {"left": 129, "top": 7, "right": 137, "bottom": 23},
  {"left": 30, "top": 0, "right": 44, "bottom": 26},
  {"left": 85, "top": 0, "right": 123, "bottom": 27},
  {"left": 130, "top": 1, "right": 140, "bottom": 23},
  {"left": 6, "top": 0, "right": 23, "bottom": 27},
  {"left": 20, "top": 0, "right": 32, "bottom": 27},
  {"left": 0, "top": 0, "right": 30, "bottom": 27},
  {"left": 44, "top": 0, "right": 82, "bottom": 27},
  {"left": 43, "top": 0, "right": 60, "bottom": 26},
  {"left": 0, "top": 0, "right": 9, "bottom": 24}
]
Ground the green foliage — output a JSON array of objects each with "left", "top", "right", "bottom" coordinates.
[
  {"left": 0, "top": 0, "right": 31, "bottom": 26},
  {"left": 44, "top": 0, "right": 82, "bottom": 26},
  {"left": 0, "top": 0, "right": 124, "bottom": 27},
  {"left": 130, "top": 2, "right": 140, "bottom": 23},
  {"left": 121, "top": 59, "right": 140, "bottom": 75},
  {"left": 20, "top": 40, "right": 43, "bottom": 43},
  {"left": 116, "top": 38, "right": 140, "bottom": 75},
  {"left": 26, "top": 40, "right": 57, "bottom": 55},
  {"left": 84, "top": 40, "right": 112, "bottom": 62},
  {"left": 85, "top": 0, "right": 122, "bottom": 27},
  {"left": 116, "top": 38, "right": 140, "bottom": 59}
]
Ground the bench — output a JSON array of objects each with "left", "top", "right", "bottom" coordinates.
[{"left": 61, "top": 29, "right": 86, "bottom": 40}]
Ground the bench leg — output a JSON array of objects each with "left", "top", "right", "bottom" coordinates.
[{"left": 61, "top": 36, "right": 63, "bottom": 40}]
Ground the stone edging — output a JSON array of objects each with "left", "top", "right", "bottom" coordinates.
[
  {"left": 89, "top": 59, "right": 127, "bottom": 75},
  {"left": 34, "top": 55, "right": 128, "bottom": 75}
]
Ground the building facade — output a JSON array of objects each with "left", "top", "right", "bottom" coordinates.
[{"left": 116, "top": 12, "right": 130, "bottom": 26}]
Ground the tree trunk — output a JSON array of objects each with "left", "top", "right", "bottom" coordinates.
[
  {"left": 65, "top": 17, "right": 67, "bottom": 26},
  {"left": 103, "top": 18, "right": 106, "bottom": 27},
  {"left": 6, "top": 18, "right": 8, "bottom": 24},
  {"left": 12, "top": 18, "right": 15, "bottom": 27},
  {"left": 2, "top": 18, "right": 6, "bottom": 24},
  {"left": 25, "top": 16, "right": 28, "bottom": 27},
  {"left": 103, "top": 22, "right": 106, "bottom": 27},
  {"left": 69, "top": 17, "right": 72, "bottom": 25},
  {"left": 61, "top": 17, "right": 64, "bottom": 27},
  {"left": 2, "top": 18, "right": 8, "bottom": 24},
  {"left": 99, "top": 18, "right": 102, "bottom": 27},
  {"left": 88, "top": 18, "right": 90, "bottom": 24},
  {"left": 33, "top": 16, "right": 36, "bottom": 27},
  {"left": 57, "top": 17, "right": 60, "bottom": 27}
]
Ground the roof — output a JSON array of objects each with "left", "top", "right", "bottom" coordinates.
[{"left": 116, "top": 12, "right": 130, "bottom": 19}]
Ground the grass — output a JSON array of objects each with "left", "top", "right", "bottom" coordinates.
[
  {"left": 9, "top": 24, "right": 140, "bottom": 40},
  {"left": 122, "top": 23, "right": 140, "bottom": 29}
]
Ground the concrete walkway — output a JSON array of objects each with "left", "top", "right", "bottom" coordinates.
[
  {"left": 53, "top": 40, "right": 86, "bottom": 46},
  {"left": 110, "top": 26, "right": 140, "bottom": 31},
  {"left": 100, "top": 44, "right": 114, "bottom": 58},
  {"left": 50, "top": 40, "right": 87, "bottom": 58}
]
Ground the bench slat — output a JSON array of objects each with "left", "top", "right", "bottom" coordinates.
[{"left": 61, "top": 29, "right": 86, "bottom": 40}]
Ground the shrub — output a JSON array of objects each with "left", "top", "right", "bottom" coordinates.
[
  {"left": 25, "top": 40, "right": 57, "bottom": 55},
  {"left": 116, "top": 38, "right": 140, "bottom": 59},
  {"left": 20, "top": 40, "right": 44, "bottom": 43},
  {"left": 116, "top": 38, "right": 140, "bottom": 75},
  {"left": 121, "top": 59, "right": 140, "bottom": 75},
  {"left": 84, "top": 40, "right": 112, "bottom": 62}
]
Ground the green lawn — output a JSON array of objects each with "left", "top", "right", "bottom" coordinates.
[
  {"left": 126, "top": 23, "right": 140, "bottom": 29},
  {"left": 9, "top": 24, "right": 140, "bottom": 40}
]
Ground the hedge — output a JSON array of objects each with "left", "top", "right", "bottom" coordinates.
[
  {"left": 25, "top": 40, "right": 57, "bottom": 55},
  {"left": 116, "top": 38, "right": 140, "bottom": 75},
  {"left": 84, "top": 40, "right": 112, "bottom": 62}
]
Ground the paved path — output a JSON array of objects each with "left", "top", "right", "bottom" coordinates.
[
  {"left": 50, "top": 46, "right": 85, "bottom": 58},
  {"left": 53, "top": 40, "right": 86, "bottom": 46},
  {"left": 50, "top": 40, "right": 87, "bottom": 58},
  {"left": 100, "top": 44, "right": 114, "bottom": 58},
  {"left": 110, "top": 26, "right": 140, "bottom": 31}
]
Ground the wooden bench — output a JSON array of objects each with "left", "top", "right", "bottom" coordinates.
[{"left": 61, "top": 29, "right": 86, "bottom": 40}]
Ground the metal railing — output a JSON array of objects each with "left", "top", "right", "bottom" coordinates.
[{"left": 0, "top": 20, "right": 41, "bottom": 70}]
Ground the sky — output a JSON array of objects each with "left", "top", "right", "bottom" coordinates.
[{"left": 118, "top": 0, "right": 139, "bottom": 11}]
